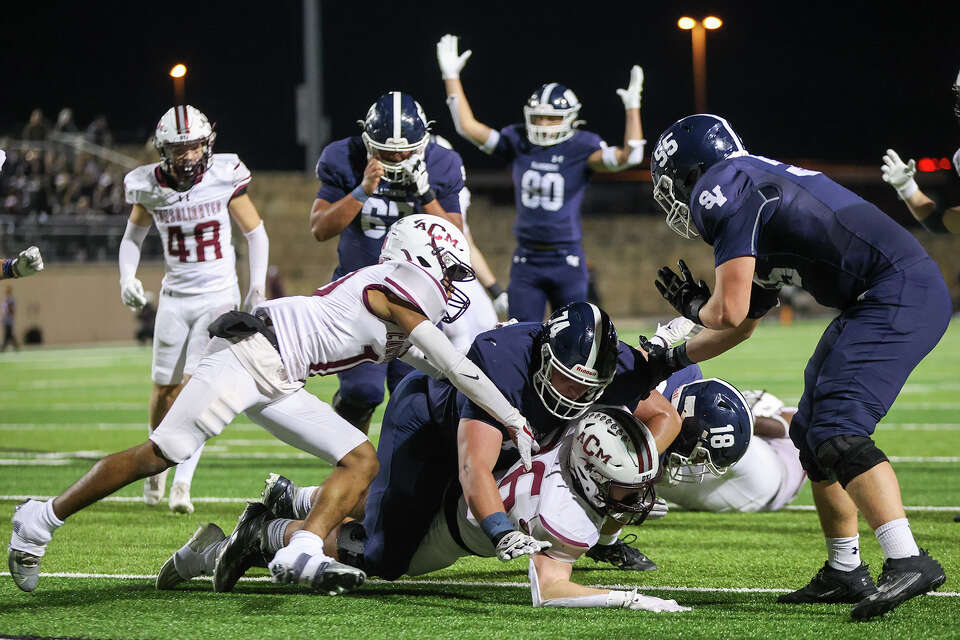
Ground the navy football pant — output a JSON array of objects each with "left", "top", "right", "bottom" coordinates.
[
  {"left": 362, "top": 373, "right": 458, "bottom": 579},
  {"left": 336, "top": 359, "right": 415, "bottom": 412},
  {"left": 790, "top": 258, "right": 951, "bottom": 481},
  {"left": 507, "top": 244, "right": 589, "bottom": 322}
]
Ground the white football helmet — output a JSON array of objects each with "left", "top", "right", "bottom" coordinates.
[
  {"left": 154, "top": 105, "right": 216, "bottom": 191},
  {"left": 566, "top": 406, "right": 660, "bottom": 524},
  {"left": 379, "top": 214, "right": 475, "bottom": 322},
  {"left": 523, "top": 83, "right": 582, "bottom": 146}
]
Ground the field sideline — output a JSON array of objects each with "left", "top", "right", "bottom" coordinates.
[{"left": 1, "top": 319, "right": 958, "bottom": 639}]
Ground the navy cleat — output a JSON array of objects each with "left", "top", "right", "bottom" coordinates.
[
  {"left": 156, "top": 523, "right": 226, "bottom": 590},
  {"left": 778, "top": 562, "right": 877, "bottom": 604},
  {"left": 213, "top": 502, "right": 274, "bottom": 592},
  {"left": 850, "top": 550, "right": 946, "bottom": 620},
  {"left": 261, "top": 473, "right": 298, "bottom": 519},
  {"left": 584, "top": 534, "right": 658, "bottom": 571}
]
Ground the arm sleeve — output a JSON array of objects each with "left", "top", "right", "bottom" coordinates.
[
  {"left": 407, "top": 321, "right": 525, "bottom": 431},
  {"left": 398, "top": 344, "right": 445, "bottom": 379},
  {"left": 119, "top": 220, "right": 150, "bottom": 282},
  {"left": 243, "top": 222, "right": 269, "bottom": 292}
]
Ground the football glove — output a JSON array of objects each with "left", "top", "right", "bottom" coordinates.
[
  {"left": 655, "top": 259, "right": 710, "bottom": 324},
  {"left": 242, "top": 286, "right": 266, "bottom": 313},
  {"left": 638, "top": 335, "right": 691, "bottom": 384},
  {"left": 492, "top": 291, "right": 509, "bottom": 317},
  {"left": 401, "top": 157, "right": 436, "bottom": 203},
  {"left": 120, "top": 277, "right": 147, "bottom": 311},
  {"left": 506, "top": 421, "right": 540, "bottom": 472},
  {"left": 622, "top": 589, "right": 690, "bottom": 612},
  {"left": 650, "top": 316, "right": 695, "bottom": 348},
  {"left": 881, "top": 149, "right": 918, "bottom": 200},
  {"left": 437, "top": 34, "right": 472, "bottom": 80},
  {"left": 495, "top": 530, "right": 551, "bottom": 562},
  {"left": 616, "top": 65, "right": 644, "bottom": 110},
  {"left": 12, "top": 246, "right": 44, "bottom": 278}
]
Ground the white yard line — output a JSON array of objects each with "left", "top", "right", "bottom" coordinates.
[{"left": 0, "top": 571, "right": 955, "bottom": 597}]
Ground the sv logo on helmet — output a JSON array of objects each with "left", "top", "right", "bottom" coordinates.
[{"left": 653, "top": 132, "right": 678, "bottom": 168}]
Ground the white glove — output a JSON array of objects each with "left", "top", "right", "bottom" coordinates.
[
  {"left": 242, "top": 286, "right": 266, "bottom": 313},
  {"left": 746, "top": 390, "right": 784, "bottom": 418},
  {"left": 496, "top": 530, "right": 551, "bottom": 562},
  {"left": 402, "top": 157, "right": 432, "bottom": 198},
  {"left": 120, "top": 277, "right": 146, "bottom": 311},
  {"left": 646, "top": 497, "right": 669, "bottom": 520},
  {"left": 881, "top": 149, "right": 918, "bottom": 199},
  {"left": 616, "top": 65, "right": 644, "bottom": 110},
  {"left": 623, "top": 589, "right": 691, "bottom": 612},
  {"left": 13, "top": 246, "right": 44, "bottom": 278},
  {"left": 651, "top": 316, "right": 695, "bottom": 348},
  {"left": 437, "top": 34, "right": 472, "bottom": 80},
  {"left": 495, "top": 318, "right": 519, "bottom": 329},
  {"left": 506, "top": 421, "right": 540, "bottom": 471},
  {"left": 492, "top": 291, "right": 509, "bottom": 317}
]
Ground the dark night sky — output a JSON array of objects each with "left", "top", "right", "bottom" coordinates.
[{"left": 2, "top": 1, "right": 956, "bottom": 171}]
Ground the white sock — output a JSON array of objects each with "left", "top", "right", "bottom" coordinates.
[
  {"left": 10, "top": 499, "right": 63, "bottom": 555},
  {"left": 264, "top": 518, "right": 293, "bottom": 554},
  {"left": 875, "top": 518, "right": 919, "bottom": 560},
  {"left": 172, "top": 444, "right": 204, "bottom": 488},
  {"left": 294, "top": 486, "right": 319, "bottom": 519},
  {"left": 596, "top": 530, "right": 622, "bottom": 546},
  {"left": 825, "top": 535, "right": 861, "bottom": 571},
  {"left": 284, "top": 529, "right": 327, "bottom": 558}
]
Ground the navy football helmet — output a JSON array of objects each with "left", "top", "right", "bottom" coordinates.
[
  {"left": 533, "top": 302, "right": 619, "bottom": 420},
  {"left": 663, "top": 377, "right": 753, "bottom": 484},
  {"left": 523, "top": 83, "right": 582, "bottom": 146},
  {"left": 358, "top": 91, "right": 433, "bottom": 183},
  {"left": 651, "top": 114, "right": 748, "bottom": 238}
]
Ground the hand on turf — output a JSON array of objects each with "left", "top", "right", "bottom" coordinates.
[
  {"left": 655, "top": 259, "right": 710, "bottom": 324},
  {"left": 881, "top": 149, "right": 918, "bottom": 199},
  {"left": 623, "top": 589, "right": 691, "bottom": 612},
  {"left": 13, "top": 246, "right": 44, "bottom": 278},
  {"left": 437, "top": 34, "right": 472, "bottom": 80},
  {"left": 120, "top": 277, "right": 146, "bottom": 311},
  {"left": 616, "top": 65, "right": 644, "bottom": 110},
  {"left": 495, "top": 530, "right": 551, "bottom": 561}
]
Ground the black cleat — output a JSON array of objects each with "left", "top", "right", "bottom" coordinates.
[
  {"left": 777, "top": 562, "right": 877, "bottom": 604},
  {"left": 584, "top": 534, "right": 658, "bottom": 571},
  {"left": 850, "top": 550, "right": 946, "bottom": 620},
  {"left": 261, "top": 473, "right": 298, "bottom": 519},
  {"left": 213, "top": 502, "right": 274, "bottom": 592}
]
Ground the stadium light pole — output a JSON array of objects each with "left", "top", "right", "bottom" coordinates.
[
  {"left": 170, "top": 64, "right": 187, "bottom": 106},
  {"left": 678, "top": 16, "right": 723, "bottom": 113}
]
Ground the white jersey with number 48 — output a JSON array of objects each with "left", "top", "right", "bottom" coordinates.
[{"left": 124, "top": 153, "right": 251, "bottom": 295}]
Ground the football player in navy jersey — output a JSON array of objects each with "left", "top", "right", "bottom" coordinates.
[
  {"left": 309, "top": 92, "right": 467, "bottom": 434},
  {"left": 647, "top": 114, "right": 950, "bottom": 620},
  {"left": 879, "top": 68, "right": 960, "bottom": 233},
  {"left": 437, "top": 34, "right": 646, "bottom": 322}
]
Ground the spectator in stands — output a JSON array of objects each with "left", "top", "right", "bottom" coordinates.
[
  {"left": 21, "top": 109, "right": 50, "bottom": 141},
  {"left": 266, "top": 264, "right": 286, "bottom": 299},
  {"left": 135, "top": 291, "right": 156, "bottom": 345},
  {"left": 85, "top": 116, "right": 113, "bottom": 148},
  {"left": 52, "top": 108, "right": 79, "bottom": 137}
]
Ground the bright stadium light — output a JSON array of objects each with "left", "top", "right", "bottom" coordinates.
[
  {"left": 677, "top": 17, "right": 724, "bottom": 112},
  {"left": 169, "top": 64, "right": 187, "bottom": 79},
  {"left": 703, "top": 16, "right": 723, "bottom": 30},
  {"left": 677, "top": 17, "right": 696, "bottom": 30}
]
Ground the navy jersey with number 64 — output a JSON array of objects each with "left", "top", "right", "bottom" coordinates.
[
  {"left": 315, "top": 136, "right": 466, "bottom": 276},
  {"left": 489, "top": 125, "right": 604, "bottom": 246},
  {"left": 689, "top": 155, "right": 930, "bottom": 309}
]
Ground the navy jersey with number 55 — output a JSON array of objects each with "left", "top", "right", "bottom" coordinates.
[
  {"left": 489, "top": 125, "right": 604, "bottom": 245},
  {"left": 689, "top": 155, "right": 930, "bottom": 309},
  {"left": 315, "top": 136, "right": 466, "bottom": 276}
]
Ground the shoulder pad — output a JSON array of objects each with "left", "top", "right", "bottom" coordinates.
[{"left": 123, "top": 163, "right": 161, "bottom": 205}]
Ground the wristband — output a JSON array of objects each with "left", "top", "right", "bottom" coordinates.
[
  {"left": 667, "top": 342, "right": 694, "bottom": 370},
  {"left": 480, "top": 512, "right": 513, "bottom": 543},
  {"left": 896, "top": 179, "right": 919, "bottom": 200},
  {"left": 420, "top": 187, "right": 437, "bottom": 205},
  {"left": 351, "top": 185, "right": 370, "bottom": 204},
  {"left": 2, "top": 259, "right": 17, "bottom": 279},
  {"left": 486, "top": 283, "right": 505, "bottom": 298}
]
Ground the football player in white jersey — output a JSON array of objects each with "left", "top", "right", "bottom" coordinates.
[
  {"left": 119, "top": 105, "right": 270, "bottom": 514},
  {"left": 0, "top": 151, "right": 45, "bottom": 280},
  {"left": 9, "top": 214, "right": 537, "bottom": 597},
  {"left": 155, "top": 406, "right": 690, "bottom": 612}
]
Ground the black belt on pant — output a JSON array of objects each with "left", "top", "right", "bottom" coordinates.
[
  {"left": 253, "top": 309, "right": 280, "bottom": 353},
  {"left": 207, "top": 309, "right": 279, "bottom": 353},
  {"left": 442, "top": 480, "right": 482, "bottom": 556}
]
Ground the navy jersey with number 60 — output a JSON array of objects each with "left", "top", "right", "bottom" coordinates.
[
  {"left": 689, "top": 155, "right": 930, "bottom": 309},
  {"left": 315, "top": 136, "right": 466, "bottom": 276},
  {"left": 489, "top": 125, "right": 604, "bottom": 246}
]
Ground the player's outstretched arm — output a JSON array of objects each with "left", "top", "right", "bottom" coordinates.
[
  {"left": 118, "top": 204, "right": 152, "bottom": 310},
  {"left": 589, "top": 65, "right": 646, "bottom": 172},
  {"left": 310, "top": 158, "right": 383, "bottom": 241},
  {"left": 530, "top": 553, "right": 689, "bottom": 611},
  {"left": 228, "top": 194, "right": 269, "bottom": 311},
  {"left": 631, "top": 389, "right": 681, "bottom": 452},
  {"left": 437, "top": 34, "right": 495, "bottom": 149},
  {"left": 1, "top": 246, "right": 44, "bottom": 280},
  {"left": 881, "top": 149, "right": 960, "bottom": 233}
]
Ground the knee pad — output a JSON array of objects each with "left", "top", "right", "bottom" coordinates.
[
  {"left": 332, "top": 391, "right": 377, "bottom": 430},
  {"left": 336, "top": 520, "right": 367, "bottom": 571},
  {"left": 815, "top": 435, "right": 888, "bottom": 487}
]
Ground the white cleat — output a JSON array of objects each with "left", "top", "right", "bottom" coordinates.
[
  {"left": 8, "top": 500, "right": 49, "bottom": 593},
  {"left": 156, "top": 523, "right": 226, "bottom": 590},
  {"left": 144, "top": 469, "right": 169, "bottom": 506},
  {"left": 268, "top": 546, "right": 366, "bottom": 595},
  {"left": 169, "top": 482, "right": 194, "bottom": 514}
]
